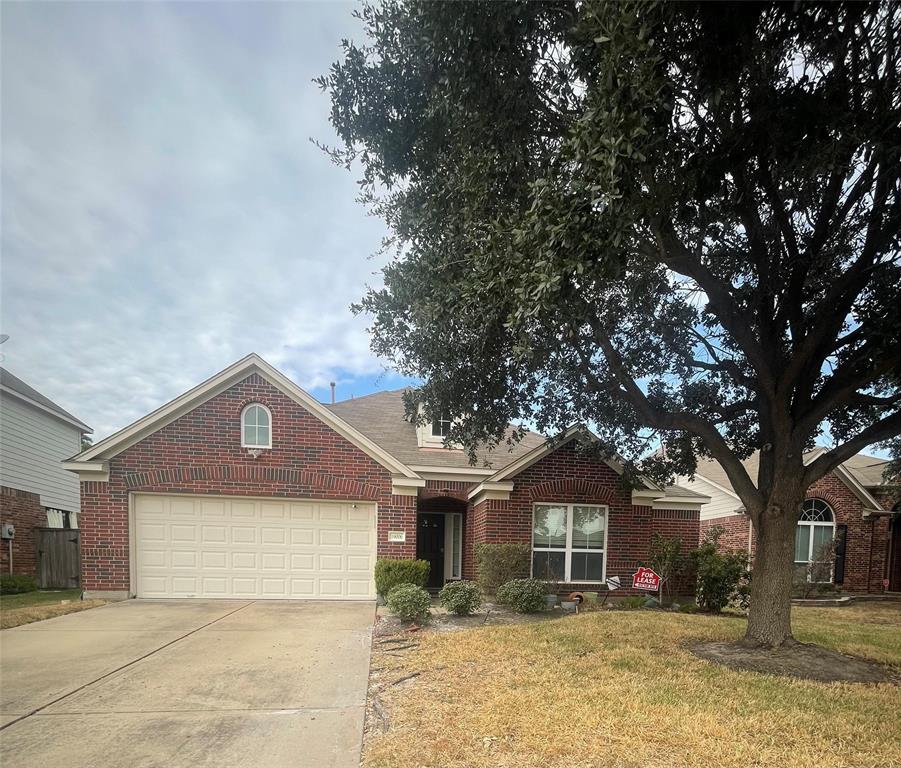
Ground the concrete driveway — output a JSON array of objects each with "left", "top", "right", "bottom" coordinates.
[{"left": 0, "top": 599, "right": 375, "bottom": 768}]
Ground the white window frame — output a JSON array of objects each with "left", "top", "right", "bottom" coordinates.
[
  {"left": 431, "top": 415, "right": 453, "bottom": 438},
  {"left": 240, "top": 403, "right": 272, "bottom": 449},
  {"left": 443, "top": 512, "right": 463, "bottom": 580},
  {"left": 795, "top": 498, "right": 835, "bottom": 580},
  {"left": 531, "top": 503, "right": 608, "bottom": 584}
]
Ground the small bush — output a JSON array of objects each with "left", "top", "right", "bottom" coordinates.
[
  {"left": 438, "top": 580, "right": 482, "bottom": 615},
  {"left": 386, "top": 583, "right": 432, "bottom": 622},
  {"left": 474, "top": 542, "right": 530, "bottom": 595},
  {"left": 0, "top": 574, "right": 37, "bottom": 595},
  {"left": 374, "top": 558, "right": 430, "bottom": 597},
  {"left": 678, "top": 601, "right": 699, "bottom": 613},
  {"left": 618, "top": 595, "right": 649, "bottom": 610},
  {"left": 690, "top": 527, "right": 749, "bottom": 613},
  {"left": 496, "top": 578, "right": 546, "bottom": 613}
]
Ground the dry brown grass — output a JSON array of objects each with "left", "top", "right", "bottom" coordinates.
[
  {"left": 0, "top": 599, "right": 108, "bottom": 629},
  {"left": 364, "top": 603, "right": 901, "bottom": 768}
]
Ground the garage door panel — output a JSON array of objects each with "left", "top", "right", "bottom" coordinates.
[{"left": 134, "top": 495, "right": 376, "bottom": 600}]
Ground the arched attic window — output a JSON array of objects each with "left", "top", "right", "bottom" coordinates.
[{"left": 241, "top": 403, "right": 271, "bottom": 449}]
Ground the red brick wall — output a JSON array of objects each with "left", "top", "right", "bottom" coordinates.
[
  {"left": 79, "top": 374, "right": 416, "bottom": 592},
  {"left": 700, "top": 514, "right": 752, "bottom": 553},
  {"left": 471, "top": 441, "right": 700, "bottom": 595},
  {"left": 0, "top": 486, "right": 45, "bottom": 577},
  {"left": 419, "top": 479, "right": 477, "bottom": 579},
  {"left": 702, "top": 473, "right": 895, "bottom": 594}
]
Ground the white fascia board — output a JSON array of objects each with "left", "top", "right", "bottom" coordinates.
[
  {"left": 1, "top": 385, "right": 92, "bottom": 433},
  {"left": 833, "top": 463, "right": 883, "bottom": 509},
  {"left": 486, "top": 425, "right": 662, "bottom": 491},
  {"left": 61, "top": 460, "right": 109, "bottom": 482},
  {"left": 631, "top": 489, "right": 666, "bottom": 505},
  {"left": 468, "top": 481, "right": 515, "bottom": 506},
  {"left": 409, "top": 465, "right": 495, "bottom": 477},
  {"left": 687, "top": 471, "right": 743, "bottom": 501},
  {"left": 391, "top": 476, "right": 427, "bottom": 496},
  {"left": 651, "top": 497, "right": 709, "bottom": 511},
  {"left": 66, "top": 354, "right": 419, "bottom": 480}
]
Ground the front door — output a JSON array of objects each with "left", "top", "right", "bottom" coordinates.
[{"left": 417, "top": 513, "right": 446, "bottom": 589}]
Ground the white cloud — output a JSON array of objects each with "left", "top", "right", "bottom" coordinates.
[{"left": 1, "top": 2, "right": 399, "bottom": 438}]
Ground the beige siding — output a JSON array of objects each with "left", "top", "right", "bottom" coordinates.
[
  {"left": 678, "top": 475, "right": 742, "bottom": 521},
  {"left": 0, "top": 392, "right": 82, "bottom": 512}
]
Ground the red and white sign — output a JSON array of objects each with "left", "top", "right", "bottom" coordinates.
[{"left": 632, "top": 567, "right": 662, "bottom": 592}]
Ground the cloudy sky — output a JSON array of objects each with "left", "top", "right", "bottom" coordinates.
[{"left": 1, "top": 1, "right": 414, "bottom": 439}]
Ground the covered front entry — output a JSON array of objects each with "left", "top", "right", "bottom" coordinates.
[
  {"left": 415, "top": 495, "right": 465, "bottom": 590},
  {"left": 133, "top": 493, "right": 377, "bottom": 599}
]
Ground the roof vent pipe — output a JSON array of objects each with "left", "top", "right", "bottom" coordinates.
[{"left": 330, "top": 382, "right": 336, "bottom": 404}]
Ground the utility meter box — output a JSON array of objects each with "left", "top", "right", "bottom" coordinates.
[{"left": 1, "top": 523, "right": 15, "bottom": 539}]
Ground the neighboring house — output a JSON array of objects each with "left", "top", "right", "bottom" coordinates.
[
  {"left": 680, "top": 451, "right": 900, "bottom": 593},
  {"left": 0, "top": 367, "right": 92, "bottom": 576},
  {"left": 63, "top": 354, "right": 708, "bottom": 600}
]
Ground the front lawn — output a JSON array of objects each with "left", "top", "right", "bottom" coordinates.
[
  {"left": 365, "top": 602, "right": 901, "bottom": 768},
  {"left": 0, "top": 589, "right": 107, "bottom": 629}
]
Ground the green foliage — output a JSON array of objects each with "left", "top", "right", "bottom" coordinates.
[
  {"left": 645, "top": 534, "right": 687, "bottom": 604},
  {"left": 385, "top": 583, "right": 432, "bottom": 622},
  {"left": 618, "top": 595, "right": 649, "bottom": 610},
  {"left": 0, "top": 574, "right": 37, "bottom": 595},
  {"left": 438, "top": 580, "right": 482, "bottom": 616},
  {"left": 374, "top": 558, "right": 430, "bottom": 598},
  {"left": 322, "top": 0, "right": 901, "bottom": 644},
  {"left": 690, "top": 527, "right": 750, "bottom": 613},
  {"left": 474, "top": 543, "right": 530, "bottom": 595},
  {"left": 496, "top": 578, "right": 547, "bottom": 613}
]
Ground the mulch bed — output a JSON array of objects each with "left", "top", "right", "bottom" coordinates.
[{"left": 692, "top": 640, "right": 900, "bottom": 684}]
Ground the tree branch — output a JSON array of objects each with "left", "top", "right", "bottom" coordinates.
[{"left": 803, "top": 409, "right": 901, "bottom": 486}]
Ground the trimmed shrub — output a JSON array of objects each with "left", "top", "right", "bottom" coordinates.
[
  {"left": 690, "top": 527, "right": 750, "bottom": 613},
  {"left": 0, "top": 574, "right": 37, "bottom": 595},
  {"left": 374, "top": 558, "right": 430, "bottom": 598},
  {"left": 438, "top": 580, "right": 482, "bottom": 616},
  {"left": 496, "top": 578, "right": 546, "bottom": 613},
  {"left": 474, "top": 542, "right": 530, "bottom": 595},
  {"left": 386, "top": 583, "right": 432, "bottom": 622}
]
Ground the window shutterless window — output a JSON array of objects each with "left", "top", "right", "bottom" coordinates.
[
  {"left": 795, "top": 498, "right": 835, "bottom": 582},
  {"left": 431, "top": 415, "right": 452, "bottom": 438},
  {"left": 241, "top": 403, "right": 272, "bottom": 448},
  {"left": 532, "top": 503, "right": 607, "bottom": 583}
]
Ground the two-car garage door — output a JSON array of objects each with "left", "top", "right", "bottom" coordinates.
[{"left": 134, "top": 494, "right": 376, "bottom": 599}]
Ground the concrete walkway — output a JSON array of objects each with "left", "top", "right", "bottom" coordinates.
[{"left": 0, "top": 599, "right": 375, "bottom": 768}]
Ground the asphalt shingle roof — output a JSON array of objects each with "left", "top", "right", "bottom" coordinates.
[
  {"left": 0, "top": 367, "right": 91, "bottom": 432},
  {"left": 326, "top": 388, "right": 545, "bottom": 470},
  {"left": 693, "top": 450, "right": 891, "bottom": 491}
]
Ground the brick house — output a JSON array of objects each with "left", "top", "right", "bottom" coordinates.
[
  {"left": 63, "top": 354, "right": 707, "bottom": 600},
  {"left": 680, "top": 452, "right": 900, "bottom": 594}
]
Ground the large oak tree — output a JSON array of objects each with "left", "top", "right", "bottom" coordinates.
[{"left": 320, "top": 0, "right": 901, "bottom": 647}]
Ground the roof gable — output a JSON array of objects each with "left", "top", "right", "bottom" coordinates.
[
  {"left": 66, "top": 354, "right": 417, "bottom": 478},
  {"left": 1, "top": 367, "right": 91, "bottom": 432}
]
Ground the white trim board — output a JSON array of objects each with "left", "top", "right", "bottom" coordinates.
[{"left": 65, "top": 354, "right": 419, "bottom": 480}]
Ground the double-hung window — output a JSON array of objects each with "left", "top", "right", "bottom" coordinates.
[{"left": 532, "top": 503, "right": 607, "bottom": 583}]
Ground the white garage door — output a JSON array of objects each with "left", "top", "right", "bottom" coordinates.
[{"left": 133, "top": 494, "right": 376, "bottom": 599}]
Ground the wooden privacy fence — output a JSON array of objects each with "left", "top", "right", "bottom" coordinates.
[{"left": 34, "top": 528, "right": 81, "bottom": 589}]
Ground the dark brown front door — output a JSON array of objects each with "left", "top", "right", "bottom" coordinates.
[{"left": 417, "top": 513, "right": 445, "bottom": 589}]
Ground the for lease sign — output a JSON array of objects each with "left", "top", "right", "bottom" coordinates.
[{"left": 632, "top": 566, "right": 662, "bottom": 592}]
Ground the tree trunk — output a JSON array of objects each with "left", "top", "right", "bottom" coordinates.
[{"left": 743, "top": 497, "right": 800, "bottom": 647}]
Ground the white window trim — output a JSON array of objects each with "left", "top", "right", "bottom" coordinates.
[
  {"left": 443, "top": 512, "right": 463, "bottom": 580},
  {"left": 240, "top": 403, "right": 272, "bottom": 449},
  {"left": 795, "top": 499, "right": 835, "bottom": 581},
  {"left": 531, "top": 503, "right": 608, "bottom": 584}
]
